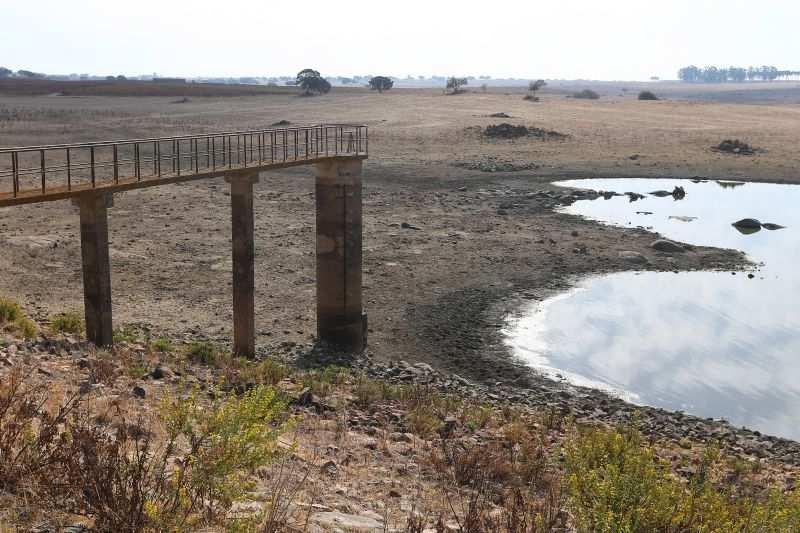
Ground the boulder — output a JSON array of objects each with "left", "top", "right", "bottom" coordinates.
[
  {"left": 651, "top": 239, "right": 686, "bottom": 253},
  {"left": 732, "top": 218, "right": 762, "bottom": 229},
  {"left": 308, "top": 512, "right": 384, "bottom": 532}
]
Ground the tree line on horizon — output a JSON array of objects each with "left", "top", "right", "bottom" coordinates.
[{"left": 678, "top": 65, "right": 800, "bottom": 83}]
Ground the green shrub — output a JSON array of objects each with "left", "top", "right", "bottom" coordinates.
[
  {"left": 185, "top": 341, "right": 217, "bottom": 365},
  {"left": 300, "top": 366, "right": 348, "bottom": 398},
  {"left": 565, "top": 424, "right": 800, "bottom": 532},
  {"left": 0, "top": 298, "right": 22, "bottom": 323},
  {"left": 150, "top": 384, "right": 292, "bottom": 528},
  {"left": 113, "top": 326, "right": 140, "bottom": 343},
  {"left": 0, "top": 298, "right": 37, "bottom": 339},
  {"left": 150, "top": 337, "right": 173, "bottom": 353},
  {"left": 13, "top": 317, "right": 37, "bottom": 339},
  {"left": 50, "top": 312, "right": 84, "bottom": 336},
  {"left": 638, "top": 90, "right": 659, "bottom": 101}
]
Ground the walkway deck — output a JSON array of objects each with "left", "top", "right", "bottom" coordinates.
[{"left": 0, "top": 124, "right": 367, "bottom": 206}]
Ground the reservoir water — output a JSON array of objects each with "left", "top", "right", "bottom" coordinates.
[{"left": 505, "top": 178, "right": 800, "bottom": 439}]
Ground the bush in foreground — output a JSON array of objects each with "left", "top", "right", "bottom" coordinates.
[
  {"left": 565, "top": 425, "right": 800, "bottom": 532},
  {"left": 49, "top": 311, "right": 84, "bottom": 336},
  {"left": 0, "top": 369, "right": 292, "bottom": 531}
]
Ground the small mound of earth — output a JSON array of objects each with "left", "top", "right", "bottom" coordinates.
[
  {"left": 713, "top": 139, "right": 756, "bottom": 155},
  {"left": 453, "top": 157, "right": 538, "bottom": 173},
  {"left": 483, "top": 123, "right": 568, "bottom": 140}
]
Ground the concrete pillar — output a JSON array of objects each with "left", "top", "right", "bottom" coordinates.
[
  {"left": 74, "top": 193, "right": 114, "bottom": 346},
  {"left": 226, "top": 171, "right": 259, "bottom": 358},
  {"left": 314, "top": 158, "right": 365, "bottom": 351}
]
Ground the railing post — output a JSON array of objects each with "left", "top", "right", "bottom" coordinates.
[
  {"left": 313, "top": 158, "right": 365, "bottom": 352},
  {"left": 225, "top": 170, "right": 260, "bottom": 358},
  {"left": 73, "top": 193, "right": 114, "bottom": 347}
]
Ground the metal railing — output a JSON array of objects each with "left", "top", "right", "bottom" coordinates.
[{"left": 0, "top": 124, "right": 367, "bottom": 200}]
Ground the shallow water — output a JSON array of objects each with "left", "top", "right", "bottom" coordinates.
[{"left": 505, "top": 178, "right": 800, "bottom": 439}]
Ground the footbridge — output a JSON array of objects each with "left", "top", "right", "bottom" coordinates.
[{"left": 0, "top": 124, "right": 369, "bottom": 356}]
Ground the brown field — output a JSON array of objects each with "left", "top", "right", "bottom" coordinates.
[
  {"left": 0, "top": 85, "right": 799, "bottom": 379},
  {"left": 0, "top": 78, "right": 305, "bottom": 97}
]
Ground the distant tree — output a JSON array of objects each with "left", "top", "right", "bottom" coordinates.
[
  {"left": 339, "top": 77, "right": 354, "bottom": 84},
  {"left": 446, "top": 76, "right": 468, "bottom": 94},
  {"left": 16, "top": 70, "right": 45, "bottom": 79},
  {"left": 679, "top": 64, "right": 784, "bottom": 83},
  {"left": 368, "top": 76, "right": 394, "bottom": 93},
  {"left": 296, "top": 69, "right": 331, "bottom": 96},
  {"left": 528, "top": 79, "right": 546, "bottom": 96},
  {"left": 678, "top": 65, "right": 700, "bottom": 82},
  {"left": 0, "top": 67, "right": 11, "bottom": 78},
  {"left": 728, "top": 67, "right": 747, "bottom": 83}
]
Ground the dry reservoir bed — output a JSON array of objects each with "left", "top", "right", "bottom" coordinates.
[{"left": 1, "top": 87, "right": 800, "bottom": 448}]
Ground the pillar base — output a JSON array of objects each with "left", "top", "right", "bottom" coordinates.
[
  {"left": 314, "top": 159, "right": 365, "bottom": 352},
  {"left": 73, "top": 193, "right": 114, "bottom": 347},
  {"left": 226, "top": 171, "right": 259, "bottom": 358}
]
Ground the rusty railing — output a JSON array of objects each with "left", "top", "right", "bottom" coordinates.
[{"left": 0, "top": 123, "right": 368, "bottom": 203}]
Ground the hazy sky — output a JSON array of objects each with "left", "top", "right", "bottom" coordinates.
[{"left": 3, "top": 0, "right": 797, "bottom": 81}]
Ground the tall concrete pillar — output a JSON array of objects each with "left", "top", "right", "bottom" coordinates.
[
  {"left": 226, "top": 171, "right": 259, "bottom": 358},
  {"left": 74, "top": 193, "right": 114, "bottom": 346},
  {"left": 314, "top": 158, "right": 365, "bottom": 352}
]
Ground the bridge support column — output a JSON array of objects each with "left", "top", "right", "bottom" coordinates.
[
  {"left": 314, "top": 158, "right": 365, "bottom": 352},
  {"left": 226, "top": 171, "right": 259, "bottom": 358},
  {"left": 74, "top": 193, "right": 114, "bottom": 347}
]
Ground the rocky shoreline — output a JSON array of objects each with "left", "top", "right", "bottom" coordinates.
[{"left": 283, "top": 341, "right": 800, "bottom": 469}]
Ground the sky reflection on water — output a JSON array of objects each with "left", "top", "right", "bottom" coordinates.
[{"left": 505, "top": 178, "right": 800, "bottom": 439}]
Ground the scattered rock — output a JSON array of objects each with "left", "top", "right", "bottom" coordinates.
[
  {"left": 713, "top": 139, "right": 755, "bottom": 155},
  {"left": 150, "top": 365, "right": 172, "bottom": 380},
  {"left": 651, "top": 239, "right": 686, "bottom": 253},
  {"left": 440, "top": 416, "right": 458, "bottom": 437},
  {"left": 320, "top": 460, "right": 338, "bottom": 476},
  {"left": 716, "top": 180, "right": 746, "bottom": 189},
  {"left": 649, "top": 186, "right": 685, "bottom": 199},
  {"left": 625, "top": 192, "right": 645, "bottom": 202},
  {"left": 452, "top": 156, "right": 538, "bottom": 173},
  {"left": 400, "top": 222, "right": 421, "bottom": 230},
  {"left": 132, "top": 386, "right": 146, "bottom": 399},
  {"left": 618, "top": 251, "right": 648, "bottom": 264},
  {"left": 308, "top": 511, "right": 383, "bottom": 532},
  {"left": 488, "top": 112, "right": 511, "bottom": 118},
  {"left": 762, "top": 223, "right": 786, "bottom": 230},
  {"left": 483, "top": 123, "right": 568, "bottom": 140}
]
